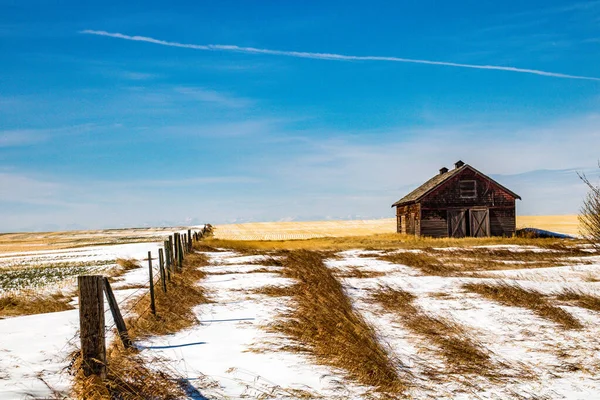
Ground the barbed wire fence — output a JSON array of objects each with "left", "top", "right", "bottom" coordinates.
[{"left": 76, "top": 225, "right": 213, "bottom": 381}]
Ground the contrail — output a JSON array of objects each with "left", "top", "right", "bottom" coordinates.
[{"left": 80, "top": 30, "right": 600, "bottom": 82}]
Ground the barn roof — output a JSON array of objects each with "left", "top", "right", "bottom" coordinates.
[{"left": 391, "top": 163, "right": 521, "bottom": 207}]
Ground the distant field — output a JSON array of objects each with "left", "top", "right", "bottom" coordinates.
[
  {"left": 213, "top": 215, "right": 581, "bottom": 241},
  {"left": 213, "top": 219, "right": 397, "bottom": 241},
  {"left": 0, "top": 226, "right": 193, "bottom": 255},
  {"left": 516, "top": 215, "right": 579, "bottom": 236}
]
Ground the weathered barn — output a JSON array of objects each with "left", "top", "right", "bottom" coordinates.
[{"left": 392, "top": 161, "right": 521, "bottom": 238}]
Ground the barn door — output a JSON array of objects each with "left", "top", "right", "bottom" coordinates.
[
  {"left": 448, "top": 210, "right": 466, "bottom": 238},
  {"left": 470, "top": 209, "right": 490, "bottom": 237}
]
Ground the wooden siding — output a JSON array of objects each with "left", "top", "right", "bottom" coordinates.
[
  {"left": 396, "top": 203, "right": 421, "bottom": 235},
  {"left": 420, "top": 209, "right": 448, "bottom": 238},
  {"left": 490, "top": 208, "right": 516, "bottom": 237}
]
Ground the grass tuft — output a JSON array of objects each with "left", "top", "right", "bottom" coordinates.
[
  {"left": 116, "top": 258, "right": 141, "bottom": 271},
  {"left": 71, "top": 345, "right": 185, "bottom": 399},
  {"left": 464, "top": 282, "right": 583, "bottom": 330},
  {"left": 556, "top": 289, "right": 600, "bottom": 312},
  {"left": 127, "top": 252, "right": 210, "bottom": 338},
  {"left": 370, "top": 287, "right": 495, "bottom": 377},
  {"left": 0, "top": 291, "right": 73, "bottom": 317},
  {"left": 270, "top": 250, "right": 406, "bottom": 394}
]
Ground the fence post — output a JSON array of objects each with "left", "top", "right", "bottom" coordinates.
[
  {"left": 173, "top": 233, "right": 179, "bottom": 263},
  {"left": 188, "top": 229, "right": 192, "bottom": 252},
  {"left": 78, "top": 275, "right": 107, "bottom": 379},
  {"left": 148, "top": 251, "right": 156, "bottom": 315},
  {"left": 163, "top": 240, "right": 172, "bottom": 281},
  {"left": 102, "top": 277, "right": 132, "bottom": 349},
  {"left": 158, "top": 248, "right": 167, "bottom": 293},
  {"left": 168, "top": 235, "right": 174, "bottom": 266},
  {"left": 178, "top": 236, "right": 184, "bottom": 269}
]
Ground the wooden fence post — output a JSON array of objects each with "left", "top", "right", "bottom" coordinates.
[
  {"left": 102, "top": 277, "right": 131, "bottom": 349},
  {"left": 168, "top": 235, "right": 174, "bottom": 266},
  {"left": 163, "top": 240, "right": 172, "bottom": 281},
  {"left": 173, "top": 233, "right": 179, "bottom": 263},
  {"left": 158, "top": 248, "right": 167, "bottom": 293},
  {"left": 188, "top": 229, "right": 192, "bottom": 252},
  {"left": 148, "top": 251, "right": 156, "bottom": 315},
  {"left": 178, "top": 236, "right": 184, "bottom": 269},
  {"left": 78, "top": 275, "right": 107, "bottom": 379}
]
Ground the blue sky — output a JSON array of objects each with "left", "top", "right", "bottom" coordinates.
[{"left": 1, "top": 0, "right": 600, "bottom": 231}]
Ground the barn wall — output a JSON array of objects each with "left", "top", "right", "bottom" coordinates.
[
  {"left": 490, "top": 208, "right": 516, "bottom": 236},
  {"left": 396, "top": 204, "right": 421, "bottom": 235},
  {"left": 420, "top": 209, "right": 448, "bottom": 238}
]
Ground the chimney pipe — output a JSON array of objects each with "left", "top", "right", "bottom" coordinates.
[
  {"left": 454, "top": 160, "right": 465, "bottom": 169},
  {"left": 439, "top": 167, "right": 449, "bottom": 175}
]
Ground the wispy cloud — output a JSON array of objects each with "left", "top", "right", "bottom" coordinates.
[
  {"left": 174, "top": 87, "right": 252, "bottom": 108},
  {"left": 80, "top": 30, "right": 600, "bottom": 82},
  {"left": 0, "top": 129, "right": 48, "bottom": 147}
]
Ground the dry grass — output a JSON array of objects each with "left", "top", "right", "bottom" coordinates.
[
  {"left": 378, "top": 245, "right": 594, "bottom": 276},
  {"left": 370, "top": 287, "right": 495, "bottom": 377},
  {"left": 582, "top": 272, "right": 600, "bottom": 283},
  {"left": 271, "top": 250, "right": 405, "bottom": 394},
  {"left": 72, "top": 250, "right": 211, "bottom": 399},
  {"left": 127, "top": 252, "right": 210, "bottom": 338},
  {"left": 0, "top": 259, "right": 139, "bottom": 318},
  {"left": 249, "top": 284, "right": 296, "bottom": 297},
  {"left": 557, "top": 290, "right": 600, "bottom": 312},
  {"left": 333, "top": 267, "right": 387, "bottom": 279},
  {"left": 116, "top": 258, "right": 141, "bottom": 271},
  {"left": 379, "top": 252, "right": 452, "bottom": 275},
  {"left": 0, "top": 291, "right": 73, "bottom": 317},
  {"left": 201, "top": 234, "right": 580, "bottom": 254},
  {"left": 464, "top": 282, "right": 583, "bottom": 330},
  {"left": 71, "top": 345, "right": 186, "bottom": 399}
]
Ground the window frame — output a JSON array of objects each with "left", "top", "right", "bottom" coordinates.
[{"left": 459, "top": 180, "right": 477, "bottom": 199}]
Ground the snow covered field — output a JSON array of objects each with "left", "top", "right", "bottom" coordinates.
[
  {"left": 1, "top": 228, "right": 599, "bottom": 399},
  {"left": 0, "top": 228, "right": 191, "bottom": 399},
  {"left": 139, "top": 243, "right": 600, "bottom": 398}
]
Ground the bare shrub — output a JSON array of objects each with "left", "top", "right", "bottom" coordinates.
[{"left": 578, "top": 168, "right": 600, "bottom": 248}]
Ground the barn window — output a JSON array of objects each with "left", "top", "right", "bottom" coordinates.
[{"left": 459, "top": 180, "right": 477, "bottom": 198}]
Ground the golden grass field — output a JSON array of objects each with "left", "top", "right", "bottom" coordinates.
[
  {"left": 212, "top": 215, "right": 580, "bottom": 241},
  {"left": 0, "top": 215, "right": 579, "bottom": 254}
]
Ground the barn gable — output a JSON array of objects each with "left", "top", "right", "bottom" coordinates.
[{"left": 392, "top": 163, "right": 520, "bottom": 208}]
